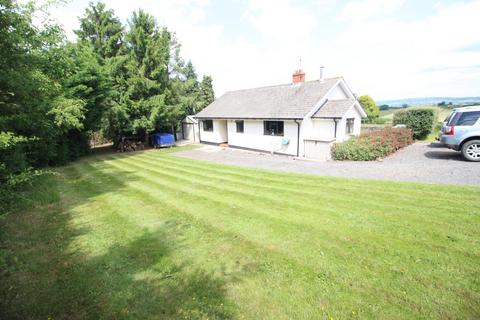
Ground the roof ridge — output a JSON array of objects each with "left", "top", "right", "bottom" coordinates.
[{"left": 223, "top": 76, "right": 343, "bottom": 94}]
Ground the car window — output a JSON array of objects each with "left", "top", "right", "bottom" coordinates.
[
  {"left": 444, "top": 111, "right": 455, "bottom": 123},
  {"left": 447, "top": 112, "right": 461, "bottom": 126},
  {"left": 452, "top": 111, "right": 480, "bottom": 126}
]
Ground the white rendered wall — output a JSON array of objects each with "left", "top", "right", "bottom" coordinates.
[
  {"left": 326, "top": 85, "right": 349, "bottom": 100},
  {"left": 199, "top": 120, "right": 228, "bottom": 143},
  {"left": 336, "top": 106, "right": 363, "bottom": 142},
  {"left": 227, "top": 120, "right": 299, "bottom": 156}
]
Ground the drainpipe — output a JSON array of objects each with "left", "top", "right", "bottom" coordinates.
[
  {"left": 198, "top": 121, "right": 202, "bottom": 143},
  {"left": 294, "top": 119, "right": 300, "bottom": 157},
  {"left": 333, "top": 118, "right": 338, "bottom": 139}
]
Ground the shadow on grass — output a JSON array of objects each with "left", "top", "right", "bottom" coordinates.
[{"left": 0, "top": 155, "right": 234, "bottom": 320}]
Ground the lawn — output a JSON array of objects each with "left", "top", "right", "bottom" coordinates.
[{"left": 1, "top": 146, "right": 479, "bottom": 319}]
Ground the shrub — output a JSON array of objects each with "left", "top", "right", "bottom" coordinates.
[
  {"left": 358, "top": 95, "right": 380, "bottom": 119},
  {"left": 392, "top": 108, "right": 436, "bottom": 140},
  {"left": 332, "top": 128, "right": 413, "bottom": 161},
  {"left": 0, "top": 132, "right": 29, "bottom": 182},
  {"left": 0, "top": 132, "right": 42, "bottom": 216}
]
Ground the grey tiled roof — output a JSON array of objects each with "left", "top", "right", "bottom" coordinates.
[
  {"left": 196, "top": 77, "right": 341, "bottom": 119},
  {"left": 311, "top": 99, "right": 356, "bottom": 118}
]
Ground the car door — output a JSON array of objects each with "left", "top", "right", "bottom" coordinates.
[{"left": 452, "top": 111, "right": 480, "bottom": 142}]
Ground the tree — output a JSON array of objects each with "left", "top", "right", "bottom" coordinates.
[
  {"left": 75, "top": 1, "right": 124, "bottom": 60},
  {"left": 2, "top": 0, "right": 214, "bottom": 159},
  {"left": 200, "top": 75, "right": 215, "bottom": 110},
  {"left": 358, "top": 95, "right": 379, "bottom": 119},
  {"left": 61, "top": 43, "right": 115, "bottom": 133},
  {"left": 0, "top": 0, "right": 85, "bottom": 165},
  {"left": 122, "top": 9, "right": 172, "bottom": 138}
]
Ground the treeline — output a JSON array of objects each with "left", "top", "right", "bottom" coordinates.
[{"left": 0, "top": 0, "right": 214, "bottom": 208}]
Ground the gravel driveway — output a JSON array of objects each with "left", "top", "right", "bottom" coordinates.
[{"left": 172, "top": 142, "right": 480, "bottom": 186}]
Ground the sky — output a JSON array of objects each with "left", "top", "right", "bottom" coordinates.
[{"left": 43, "top": 0, "right": 480, "bottom": 100}]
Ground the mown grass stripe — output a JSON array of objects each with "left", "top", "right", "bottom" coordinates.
[
  {"left": 112, "top": 154, "right": 479, "bottom": 237},
  {"left": 103, "top": 156, "right": 478, "bottom": 270},
  {"left": 115, "top": 153, "right": 473, "bottom": 217},
  {"left": 138, "top": 151, "right": 480, "bottom": 204}
]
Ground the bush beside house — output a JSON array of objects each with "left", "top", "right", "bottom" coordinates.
[
  {"left": 392, "top": 108, "right": 436, "bottom": 139},
  {"left": 332, "top": 128, "right": 413, "bottom": 161},
  {"left": 358, "top": 95, "right": 380, "bottom": 122}
]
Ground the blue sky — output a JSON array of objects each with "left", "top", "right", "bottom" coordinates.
[{"left": 46, "top": 0, "right": 480, "bottom": 99}]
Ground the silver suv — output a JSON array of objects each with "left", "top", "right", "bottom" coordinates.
[{"left": 439, "top": 106, "right": 480, "bottom": 161}]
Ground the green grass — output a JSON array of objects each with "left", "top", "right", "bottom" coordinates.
[
  {"left": 379, "top": 105, "right": 454, "bottom": 125},
  {"left": 1, "top": 146, "right": 479, "bottom": 319}
]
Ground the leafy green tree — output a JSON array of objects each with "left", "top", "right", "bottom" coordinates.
[
  {"left": 170, "top": 60, "right": 202, "bottom": 114},
  {"left": 1, "top": 0, "right": 76, "bottom": 165},
  {"left": 358, "top": 95, "right": 379, "bottom": 119},
  {"left": 75, "top": 2, "right": 127, "bottom": 144},
  {"left": 121, "top": 9, "right": 172, "bottom": 138},
  {"left": 75, "top": 1, "right": 124, "bottom": 60},
  {"left": 200, "top": 75, "right": 215, "bottom": 109},
  {"left": 62, "top": 43, "right": 114, "bottom": 133}
]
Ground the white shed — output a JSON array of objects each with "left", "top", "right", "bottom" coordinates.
[{"left": 181, "top": 115, "right": 200, "bottom": 142}]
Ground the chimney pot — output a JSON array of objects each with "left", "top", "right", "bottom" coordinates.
[
  {"left": 292, "top": 69, "right": 305, "bottom": 84},
  {"left": 320, "top": 66, "right": 325, "bottom": 82}
]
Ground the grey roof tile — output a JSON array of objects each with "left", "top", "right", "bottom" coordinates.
[
  {"left": 196, "top": 77, "right": 341, "bottom": 119},
  {"left": 311, "top": 99, "right": 356, "bottom": 118}
]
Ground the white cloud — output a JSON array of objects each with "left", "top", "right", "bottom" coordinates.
[
  {"left": 30, "top": 0, "right": 480, "bottom": 99},
  {"left": 328, "top": 0, "right": 480, "bottom": 99},
  {"left": 339, "top": 0, "right": 406, "bottom": 21},
  {"left": 244, "top": 0, "right": 317, "bottom": 47}
]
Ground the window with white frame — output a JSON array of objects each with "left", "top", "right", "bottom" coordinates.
[
  {"left": 203, "top": 120, "right": 213, "bottom": 132},
  {"left": 346, "top": 118, "right": 355, "bottom": 134},
  {"left": 235, "top": 120, "right": 244, "bottom": 133},
  {"left": 263, "top": 121, "right": 284, "bottom": 136}
]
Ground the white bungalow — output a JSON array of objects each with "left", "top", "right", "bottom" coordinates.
[{"left": 195, "top": 69, "right": 367, "bottom": 160}]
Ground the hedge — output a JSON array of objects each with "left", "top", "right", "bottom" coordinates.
[
  {"left": 332, "top": 128, "right": 413, "bottom": 161},
  {"left": 392, "top": 108, "right": 436, "bottom": 139}
]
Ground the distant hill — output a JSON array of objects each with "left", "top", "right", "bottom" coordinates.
[{"left": 377, "top": 96, "right": 480, "bottom": 107}]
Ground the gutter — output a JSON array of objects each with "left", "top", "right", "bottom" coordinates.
[{"left": 195, "top": 117, "right": 303, "bottom": 120}]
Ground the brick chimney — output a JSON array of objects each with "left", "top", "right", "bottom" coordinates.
[{"left": 292, "top": 69, "right": 305, "bottom": 84}]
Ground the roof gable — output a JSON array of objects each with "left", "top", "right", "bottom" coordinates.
[
  {"left": 196, "top": 77, "right": 341, "bottom": 119},
  {"left": 311, "top": 99, "right": 356, "bottom": 118}
]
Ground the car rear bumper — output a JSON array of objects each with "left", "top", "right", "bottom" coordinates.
[{"left": 439, "top": 136, "right": 460, "bottom": 150}]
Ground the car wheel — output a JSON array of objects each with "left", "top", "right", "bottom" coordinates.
[{"left": 461, "top": 140, "right": 480, "bottom": 162}]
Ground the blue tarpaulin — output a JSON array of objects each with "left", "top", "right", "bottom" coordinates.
[{"left": 152, "top": 133, "right": 175, "bottom": 147}]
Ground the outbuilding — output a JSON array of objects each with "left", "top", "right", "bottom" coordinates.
[{"left": 181, "top": 115, "right": 200, "bottom": 142}]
